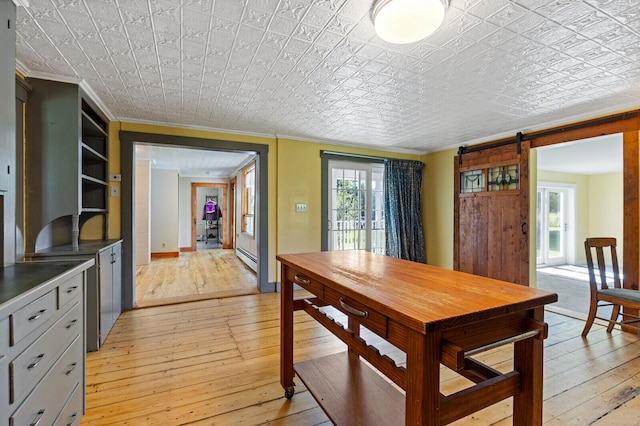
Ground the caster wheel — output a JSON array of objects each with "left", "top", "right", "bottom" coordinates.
[{"left": 284, "top": 386, "right": 295, "bottom": 399}]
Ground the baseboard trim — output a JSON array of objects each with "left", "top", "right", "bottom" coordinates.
[
  {"left": 236, "top": 247, "right": 258, "bottom": 273},
  {"left": 151, "top": 252, "right": 179, "bottom": 259},
  {"left": 180, "top": 247, "right": 194, "bottom": 252}
]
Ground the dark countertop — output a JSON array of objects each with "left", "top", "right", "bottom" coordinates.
[
  {"left": 0, "top": 260, "right": 94, "bottom": 309},
  {"left": 25, "top": 240, "right": 122, "bottom": 258}
]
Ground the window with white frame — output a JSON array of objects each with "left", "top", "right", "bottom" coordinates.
[{"left": 242, "top": 162, "right": 256, "bottom": 237}]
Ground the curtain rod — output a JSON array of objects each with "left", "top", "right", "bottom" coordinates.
[
  {"left": 320, "top": 150, "right": 388, "bottom": 162},
  {"left": 458, "top": 111, "right": 639, "bottom": 159}
]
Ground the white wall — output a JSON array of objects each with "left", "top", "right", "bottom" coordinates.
[
  {"left": 177, "top": 176, "right": 227, "bottom": 249},
  {"left": 135, "top": 160, "right": 151, "bottom": 265},
  {"left": 150, "top": 168, "right": 179, "bottom": 253}
]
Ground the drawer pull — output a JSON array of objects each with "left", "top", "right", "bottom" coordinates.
[
  {"left": 66, "top": 413, "right": 78, "bottom": 426},
  {"left": 65, "top": 362, "right": 78, "bottom": 375},
  {"left": 293, "top": 274, "right": 311, "bottom": 286},
  {"left": 66, "top": 285, "right": 79, "bottom": 294},
  {"left": 28, "top": 309, "right": 47, "bottom": 321},
  {"left": 339, "top": 298, "right": 369, "bottom": 318},
  {"left": 65, "top": 319, "right": 79, "bottom": 329},
  {"left": 30, "top": 408, "right": 45, "bottom": 426},
  {"left": 28, "top": 353, "right": 46, "bottom": 370}
]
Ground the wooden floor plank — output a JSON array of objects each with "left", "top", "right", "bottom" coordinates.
[
  {"left": 80, "top": 293, "right": 640, "bottom": 425},
  {"left": 135, "top": 249, "right": 258, "bottom": 307}
]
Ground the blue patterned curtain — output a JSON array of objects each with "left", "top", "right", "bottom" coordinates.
[{"left": 384, "top": 159, "right": 426, "bottom": 263}]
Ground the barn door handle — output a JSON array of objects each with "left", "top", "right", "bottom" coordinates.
[{"left": 521, "top": 222, "right": 528, "bottom": 235}]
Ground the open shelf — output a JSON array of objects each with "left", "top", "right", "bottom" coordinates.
[{"left": 294, "top": 352, "right": 405, "bottom": 425}]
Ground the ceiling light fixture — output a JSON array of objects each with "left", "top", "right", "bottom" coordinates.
[{"left": 372, "top": 0, "right": 447, "bottom": 44}]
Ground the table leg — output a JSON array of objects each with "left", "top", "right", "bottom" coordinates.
[
  {"left": 406, "top": 330, "right": 441, "bottom": 425},
  {"left": 280, "top": 267, "right": 295, "bottom": 398},
  {"left": 513, "top": 307, "right": 544, "bottom": 425}
]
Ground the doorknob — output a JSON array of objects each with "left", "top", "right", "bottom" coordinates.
[{"left": 521, "top": 222, "right": 528, "bottom": 235}]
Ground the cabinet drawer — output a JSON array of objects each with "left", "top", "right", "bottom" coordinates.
[
  {"left": 324, "top": 287, "right": 387, "bottom": 338},
  {"left": 10, "top": 335, "right": 83, "bottom": 426},
  {"left": 286, "top": 268, "right": 323, "bottom": 298},
  {"left": 10, "top": 290, "right": 57, "bottom": 346},
  {"left": 0, "top": 317, "right": 8, "bottom": 418},
  {"left": 54, "top": 383, "right": 82, "bottom": 426},
  {"left": 10, "top": 301, "right": 82, "bottom": 404},
  {"left": 58, "top": 274, "right": 82, "bottom": 308}
]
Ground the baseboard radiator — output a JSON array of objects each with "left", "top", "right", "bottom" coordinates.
[{"left": 236, "top": 247, "right": 258, "bottom": 273}]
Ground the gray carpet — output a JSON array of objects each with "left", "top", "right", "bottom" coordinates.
[{"left": 536, "top": 265, "right": 612, "bottom": 317}]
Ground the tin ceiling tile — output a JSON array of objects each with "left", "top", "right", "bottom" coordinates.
[{"left": 11, "top": 0, "right": 640, "bottom": 154}]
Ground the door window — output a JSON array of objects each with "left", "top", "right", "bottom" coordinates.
[{"left": 327, "top": 160, "right": 385, "bottom": 254}]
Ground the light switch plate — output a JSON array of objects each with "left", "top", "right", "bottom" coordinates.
[{"left": 295, "top": 203, "right": 307, "bottom": 212}]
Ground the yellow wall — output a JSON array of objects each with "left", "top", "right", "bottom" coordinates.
[
  {"left": 588, "top": 172, "right": 624, "bottom": 258},
  {"left": 422, "top": 148, "right": 456, "bottom": 269},
  {"left": 107, "top": 121, "right": 122, "bottom": 240}
]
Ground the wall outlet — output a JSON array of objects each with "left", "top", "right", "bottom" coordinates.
[{"left": 295, "top": 203, "right": 307, "bottom": 212}]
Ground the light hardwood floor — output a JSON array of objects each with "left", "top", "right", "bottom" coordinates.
[
  {"left": 80, "top": 292, "right": 640, "bottom": 425},
  {"left": 135, "top": 249, "right": 258, "bottom": 308}
]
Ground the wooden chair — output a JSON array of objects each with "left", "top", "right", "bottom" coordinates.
[{"left": 582, "top": 237, "right": 640, "bottom": 337}]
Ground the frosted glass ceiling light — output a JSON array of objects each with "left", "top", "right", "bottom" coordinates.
[{"left": 372, "top": 0, "right": 447, "bottom": 44}]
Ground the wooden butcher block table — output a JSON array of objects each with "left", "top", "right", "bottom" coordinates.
[{"left": 278, "top": 251, "right": 558, "bottom": 425}]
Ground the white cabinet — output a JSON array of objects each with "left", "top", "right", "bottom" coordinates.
[{"left": 0, "top": 261, "right": 92, "bottom": 426}]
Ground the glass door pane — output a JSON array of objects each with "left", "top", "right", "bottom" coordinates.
[
  {"left": 328, "top": 161, "right": 385, "bottom": 254},
  {"left": 537, "top": 186, "right": 568, "bottom": 266},
  {"left": 547, "top": 190, "right": 565, "bottom": 262}
]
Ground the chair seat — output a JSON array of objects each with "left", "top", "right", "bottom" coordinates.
[{"left": 599, "top": 288, "right": 640, "bottom": 304}]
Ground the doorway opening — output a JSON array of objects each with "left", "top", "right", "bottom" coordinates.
[
  {"left": 132, "top": 145, "right": 258, "bottom": 308},
  {"left": 535, "top": 133, "right": 623, "bottom": 316},
  {"left": 120, "top": 132, "right": 269, "bottom": 311},
  {"left": 193, "top": 183, "right": 227, "bottom": 251}
]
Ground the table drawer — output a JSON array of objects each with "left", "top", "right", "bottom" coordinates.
[
  {"left": 324, "top": 287, "right": 387, "bottom": 338},
  {"left": 10, "top": 335, "right": 83, "bottom": 426},
  {"left": 10, "top": 289, "right": 57, "bottom": 346},
  {"left": 58, "top": 274, "right": 82, "bottom": 309},
  {"left": 286, "top": 268, "right": 323, "bottom": 298},
  {"left": 54, "top": 382, "right": 82, "bottom": 426},
  {"left": 10, "top": 301, "right": 82, "bottom": 404}
]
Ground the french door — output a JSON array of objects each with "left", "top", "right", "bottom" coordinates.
[
  {"left": 537, "top": 185, "right": 572, "bottom": 266},
  {"left": 327, "top": 160, "right": 385, "bottom": 254}
]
